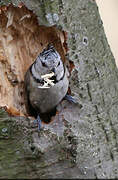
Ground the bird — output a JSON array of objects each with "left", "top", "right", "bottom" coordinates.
[{"left": 24, "top": 43, "right": 74, "bottom": 130}]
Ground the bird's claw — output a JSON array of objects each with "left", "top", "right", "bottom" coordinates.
[{"left": 34, "top": 115, "right": 42, "bottom": 131}]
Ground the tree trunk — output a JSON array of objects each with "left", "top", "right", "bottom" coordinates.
[{"left": 0, "top": 0, "right": 118, "bottom": 179}]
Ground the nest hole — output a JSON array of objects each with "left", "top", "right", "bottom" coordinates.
[{"left": 0, "top": 4, "right": 68, "bottom": 117}]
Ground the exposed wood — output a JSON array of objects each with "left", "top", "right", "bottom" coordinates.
[{"left": 0, "top": 4, "right": 68, "bottom": 116}]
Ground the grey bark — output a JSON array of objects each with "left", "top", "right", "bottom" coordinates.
[{"left": 0, "top": 0, "right": 118, "bottom": 179}]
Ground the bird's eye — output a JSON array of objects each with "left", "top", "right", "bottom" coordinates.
[
  {"left": 41, "top": 62, "right": 46, "bottom": 67},
  {"left": 58, "top": 61, "right": 60, "bottom": 66}
]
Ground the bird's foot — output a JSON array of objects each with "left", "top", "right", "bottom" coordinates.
[
  {"left": 33, "top": 115, "right": 42, "bottom": 131},
  {"left": 64, "top": 94, "right": 77, "bottom": 104}
]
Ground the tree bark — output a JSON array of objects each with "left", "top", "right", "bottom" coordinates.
[{"left": 0, "top": 0, "right": 118, "bottom": 179}]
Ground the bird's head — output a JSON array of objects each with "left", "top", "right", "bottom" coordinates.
[{"left": 36, "top": 44, "right": 64, "bottom": 81}]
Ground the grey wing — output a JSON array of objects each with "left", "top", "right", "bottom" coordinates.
[{"left": 24, "top": 70, "right": 35, "bottom": 116}]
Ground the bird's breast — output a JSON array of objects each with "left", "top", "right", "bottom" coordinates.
[{"left": 29, "top": 69, "right": 69, "bottom": 113}]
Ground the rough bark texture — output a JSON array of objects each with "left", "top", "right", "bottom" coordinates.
[{"left": 0, "top": 0, "right": 118, "bottom": 179}]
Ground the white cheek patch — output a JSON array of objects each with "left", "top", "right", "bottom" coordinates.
[{"left": 55, "top": 63, "right": 64, "bottom": 81}]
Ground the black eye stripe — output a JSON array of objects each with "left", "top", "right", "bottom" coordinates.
[
  {"left": 41, "top": 62, "right": 46, "bottom": 67},
  {"left": 58, "top": 61, "right": 60, "bottom": 66}
]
